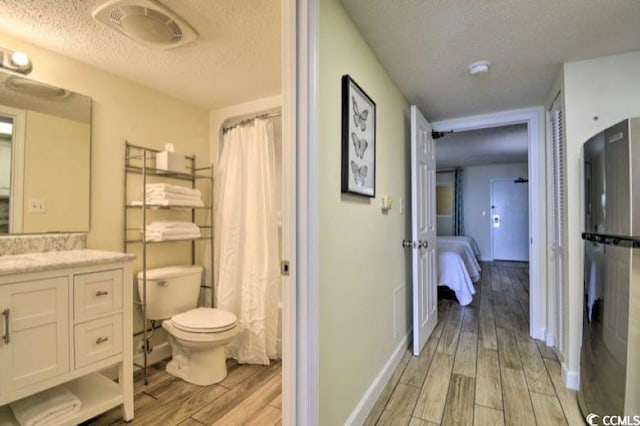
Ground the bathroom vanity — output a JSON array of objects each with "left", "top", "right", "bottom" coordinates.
[{"left": 0, "top": 249, "right": 134, "bottom": 424}]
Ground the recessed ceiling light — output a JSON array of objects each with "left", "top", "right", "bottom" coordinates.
[{"left": 469, "top": 60, "right": 490, "bottom": 75}]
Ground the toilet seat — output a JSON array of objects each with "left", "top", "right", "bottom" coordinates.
[{"left": 170, "top": 307, "right": 237, "bottom": 333}]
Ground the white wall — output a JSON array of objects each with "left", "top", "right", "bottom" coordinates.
[
  {"left": 319, "top": 0, "right": 411, "bottom": 423},
  {"left": 462, "top": 163, "right": 529, "bottom": 261},
  {"left": 560, "top": 50, "right": 640, "bottom": 383}
]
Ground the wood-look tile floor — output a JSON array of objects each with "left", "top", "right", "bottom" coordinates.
[
  {"left": 365, "top": 262, "right": 585, "bottom": 426},
  {"left": 86, "top": 359, "right": 282, "bottom": 425}
]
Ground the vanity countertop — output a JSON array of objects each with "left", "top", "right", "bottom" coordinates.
[{"left": 0, "top": 249, "right": 135, "bottom": 276}]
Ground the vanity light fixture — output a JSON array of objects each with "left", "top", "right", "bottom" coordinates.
[{"left": 0, "top": 47, "right": 33, "bottom": 75}]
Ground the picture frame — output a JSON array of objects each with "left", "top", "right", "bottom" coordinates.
[{"left": 341, "top": 74, "right": 376, "bottom": 197}]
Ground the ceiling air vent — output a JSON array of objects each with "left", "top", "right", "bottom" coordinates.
[{"left": 93, "top": 0, "right": 197, "bottom": 49}]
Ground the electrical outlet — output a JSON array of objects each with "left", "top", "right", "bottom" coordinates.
[{"left": 28, "top": 199, "right": 46, "bottom": 213}]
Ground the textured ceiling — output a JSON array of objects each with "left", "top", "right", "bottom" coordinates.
[
  {"left": 436, "top": 124, "right": 528, "bottom": 169},
  {"left": 0, "top": 0, "right": 281, "bottom": 110},
  {"left": 341, "top": 0, "right": 640, "bottom": 121}
]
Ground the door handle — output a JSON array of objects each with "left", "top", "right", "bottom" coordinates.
[
  {"left": 402, "top": 240, "right": 416, "bottom": 249},
  {"left": 403, "top": 240, "right": 428, "bottom": 249}
]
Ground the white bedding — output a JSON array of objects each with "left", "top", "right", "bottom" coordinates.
[
  {"left": 438, "top": 251, "right": 475, "bottom": 306},
  {"left": 438, "top": 236, "right": 481, "bottom": 258},
  {"left": 437, "top": 239, "right": 481, "bottom": 282}
]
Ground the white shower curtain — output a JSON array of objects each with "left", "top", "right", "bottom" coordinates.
[{"left": 214, "top": 118, "right": 280, "bottom": 365}]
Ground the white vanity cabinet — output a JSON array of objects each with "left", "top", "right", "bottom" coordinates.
[
  {"left": 0, "top": 252, "right": 134, "bottom": 424},
  {"left": 0, "top": 276, "right": 70, "bottom": 392}
]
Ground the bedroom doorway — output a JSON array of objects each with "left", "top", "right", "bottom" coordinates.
[
  {"left": 491, "top": 178, "right": 530, "bottom": 261},
  {"left": 431, "top": 108, "right": 547, "bottom": 341}
]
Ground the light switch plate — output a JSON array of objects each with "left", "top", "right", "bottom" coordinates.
[{"left": 28, "top": 199, "right": 46, "bottom": 213}]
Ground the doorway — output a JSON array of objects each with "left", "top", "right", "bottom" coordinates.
[
  {"left": 491, "top": 178, "right": 530, "bottom": 261},
  {"left": 431, "top": 107, "right": 547, "bottom": 340},
  {"left": 0, "top": 105, "right": 25, "bottom": 234}
]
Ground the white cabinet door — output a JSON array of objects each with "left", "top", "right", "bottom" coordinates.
[{"left": 0, "top": 277, "right": 69, "bottom": 392}]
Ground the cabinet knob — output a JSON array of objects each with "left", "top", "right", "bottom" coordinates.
[{"left": 96, "top": 337, "right": 109, "bottom": 345}]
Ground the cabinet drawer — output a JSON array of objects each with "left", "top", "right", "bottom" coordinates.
[
  {"left": 74, "top": 314, "right": 122, "bottom": 368},
  {"left": 74, "top": 269, "right": 122, "bottom": 322}
]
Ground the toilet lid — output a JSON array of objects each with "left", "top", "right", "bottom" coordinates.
[{"left": 170, "top": 308, "right": 237, "bottom": 333}]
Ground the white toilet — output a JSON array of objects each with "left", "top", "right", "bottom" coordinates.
[{"left": 137, "top": 265, "right": 239, "bottom": 386}]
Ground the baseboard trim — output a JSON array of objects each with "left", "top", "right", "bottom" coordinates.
[
  {"left": 345, "top": 332, "right": 411, "bottom": 425},
  {"left": 531, "top": 326, "right": 546, "bottom": 341},
  {"left": 134, "top": 341, "right": 172, "bottom": 367},
  {"left": 545, "top": 332, "right": 556, "bottom": 347},
  {"left": 561, "top": 361, "right": 580, "bottom": 390},
  {"left": 102, "top": 342, "right": 172, "bottom": 380}
]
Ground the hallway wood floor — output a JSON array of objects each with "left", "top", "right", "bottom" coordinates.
[
  {"left": 87, "top": 359, "right": 281, "bottom": 425},
  {"left": 365, "top": 262, "right": 584, "bottom": 426}
]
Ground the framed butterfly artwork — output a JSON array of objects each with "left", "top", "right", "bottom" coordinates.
[{"left": 341, "top": 74, "right": 376, "bottom": 197}]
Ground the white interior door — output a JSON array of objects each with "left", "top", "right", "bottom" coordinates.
[
  {"left": 491, "top": 179, "right": 529, "bottom": 261},
  {"left": 410, "top": 106, "right": 437, "bottom": 356}
]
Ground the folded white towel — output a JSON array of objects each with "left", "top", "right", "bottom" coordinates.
[
  {"left": 144, "top": 221, "right": 201, "bottom": 241},
  {"left": 10, "top": 385, "right": 81, "bottom": 426},
  {"left": 146, "top": 220, "right": 200, "bottom": 230},
  {"left": 147, "top": 228, "right": 200, "bottom": 235},
  {"left": 146, "top": 183, "right": 201, "bottom": 198},
  {"left": 145, "top": 231, "right": 201, "bottom": 242},
  {"left": 132, "top": 199, "right": 204, "bottom": 208},
  {"left": 146, "top": 192, "right": 202, "bottom": 201}
]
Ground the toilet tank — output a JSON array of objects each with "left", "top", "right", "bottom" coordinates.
[{"left": 136, "top": 265, "right": 203, "bottom": 320}]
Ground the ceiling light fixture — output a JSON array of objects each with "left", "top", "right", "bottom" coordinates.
[
  {"left": 0, "top": 47, "right": 33, "bottom": 75},
  {"left": 469, "top": 60, "right": 490, "bottom": 76}
]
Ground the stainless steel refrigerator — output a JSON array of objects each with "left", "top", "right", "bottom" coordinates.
[{"left": 580, "top": 118, "right": 640, "bottom": 417}]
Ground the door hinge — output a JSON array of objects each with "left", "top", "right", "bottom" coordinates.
[{"left": 281, "top": 260, "right": 290, "bottom": 276}]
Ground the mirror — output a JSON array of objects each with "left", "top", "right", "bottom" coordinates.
[{"left": 0, "top": 71, "right": 91, "bottom": 234}]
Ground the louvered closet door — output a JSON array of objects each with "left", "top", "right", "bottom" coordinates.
[{"left": 550, "top": 93, "right": 566, "bottom": 351}]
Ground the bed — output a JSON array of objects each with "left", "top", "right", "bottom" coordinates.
[
  {"left": 437, "top": 238, "right": 481, "bottom": 282},
  {"left": 438, "top": 251, "right": 475, "bottom": 306},
  {"left": 436, "top": 235, "right": 481, "bottom": 306},
  {"left": 438, "top": 236, "right": 481, "bottom": 259}
]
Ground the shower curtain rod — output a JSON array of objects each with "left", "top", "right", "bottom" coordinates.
[{"left": 222, "top": 111, "right": 282, "bottom": 133}]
